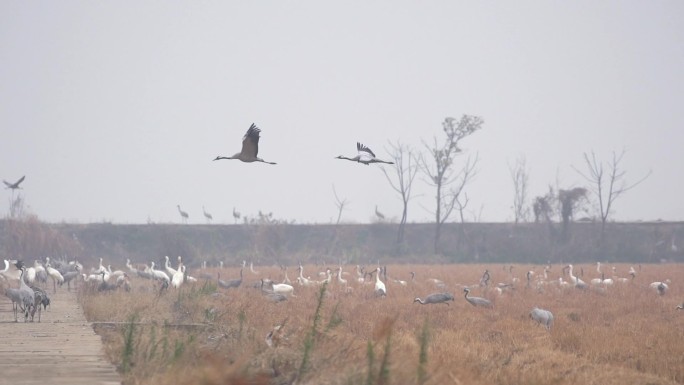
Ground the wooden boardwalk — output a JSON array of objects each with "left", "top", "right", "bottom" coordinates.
[{"left": 0, "top": 287, "right": 121, "bottom": 385}]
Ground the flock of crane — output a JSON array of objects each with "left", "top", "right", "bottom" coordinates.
[{"left": 2, "top": 251, "right": 683, "bottom": 332}]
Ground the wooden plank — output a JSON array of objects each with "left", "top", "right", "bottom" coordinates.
[{"left": 0, "top": 286, "right": 121, "bottom": 385}]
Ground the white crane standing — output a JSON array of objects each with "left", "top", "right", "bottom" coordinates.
[
  {"left": 374, "top": 267, "right": 386, "bottom": 297},
  {"left": 149, "top": 262, "right": 170, "bottom": 283},
  {"left": 213, "top": 123, "right": 277, "bottom": 165},
  {"left": 164, "top": 255, "right": 178, "bottom": 279},
  {"left": 566, "top": 264, "right": 588, "bottom": 289},
  {"left": 171, "top": 263, "right": 185, "bottom": 288},
  {"left": 44, "top": 259, "right": 64, "bottom": 293},
  {"left": 336, "top": 142, "right": 394, "bottom": 165}
]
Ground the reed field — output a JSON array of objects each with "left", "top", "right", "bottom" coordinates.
[{"left": 78, "top": 263, "right": 684, "bottom": 385}]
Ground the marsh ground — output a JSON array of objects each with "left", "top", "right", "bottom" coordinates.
[{"left": 80, "top": 263, "right": 684, "bottom": 385}]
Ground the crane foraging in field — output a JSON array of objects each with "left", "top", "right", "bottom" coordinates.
[
  {"left": 261, "top": 279, "right": 295, "bottom": 298},
  {"left": 414, "top": 292, "right": 454, "bottom": 305},
  {"left": 213, "top": 123, "right": 277, "bottom": 164},
  {"left": 529, "top": 307, "right": 554, "bottom": 330},
  {"left": 463, "top": 287, "right": 492, "bottom": 308},
  {"left": 217, "top": 268, "right": 243, "bottom": 289},
  {"left": 650, "top": 279, "right": 671, "bottom": 295},
  {"left": 336, "top": 142, "right": 393, "bottom": 165}
]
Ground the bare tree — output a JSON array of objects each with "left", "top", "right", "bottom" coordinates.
[
  {"left": 326, "top": 185, "right": 349, "bottom": 256},
  {"left": 574, "top": 150, "right": 651, "bottom": 240},
  {"left": 380, "top": 140, "right": 420, "bottom": 250},
  {"left": 332, "top": 185, "right": 349, "bottom": 226},
  {"left": 508, "top": 155, "right": 530, "bottom": 223},
  {"left": 419, "top": 115, "right": 483, "bottom": 254}
]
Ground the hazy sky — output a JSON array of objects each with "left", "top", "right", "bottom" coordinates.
[{"left": 1, "top": 2, "right": 683, "bottom": 225}]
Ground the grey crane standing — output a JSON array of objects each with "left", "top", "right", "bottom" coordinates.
[
  {"left": 217, "top": 268, "right": 243, "bottom": 289},
  {"left": 213, "top": 123, "right": 277, "bottom": 164},
  {"left": 232, "top": 207, "right": 241, "bottom": 224},
  {"left": 479, "top": 269, "right": 491, "bottom": 287},
  {"left": 4, "top": 286, "right": 24, "bottom": 322},
  {"left": 463, "top": 287, "right": 492, "bottom": 308},
  {"left": 177, "top": 205, "right": 189, "bottom": 224},
  {"left": 375, "top": 205, "right": 385, "bottom": 221},
  {"left": 29, "top": 285, "right": 49, "bottom": 322},
  {"left": 414, "top": 292, "right": 455, "bottom": 305},
  {"left": 98, "top": 271, "right": 118, "bottom": 292},
  {"left": 202, "top": 206, "right": 213, "bottom": 223},
  {"left": 17, "top": 266, "right": 35, "bottom": 322}
]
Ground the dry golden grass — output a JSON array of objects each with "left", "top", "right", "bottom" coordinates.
[{"left": 79, "top": 263, "right": 684, "bottom": 385}]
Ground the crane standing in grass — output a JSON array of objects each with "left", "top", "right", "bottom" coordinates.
[
  {"left": 218, "top": 268, "right": 243, "bottom": 289},
  {"left": 414, "top": 292, "right": 454, "bottom": 305},
  {"left": 202, "top": 206, "right": 213, "bottom": 223},
  {"left": 213, "top": 123, "right": 277, "bottom": 165},
  {"left": 529, "top": 307, "right": 554, "bottom": 330},
  {"left": 463, "top": 287, "right": 492, "bottom": 308},
  {"left": 374, "top": 267, "right": 387, "bottom": 297},
  {"left": 375, "top": 205, "right": 385, "bottom": 221},
  {"left": 177, "top": 205, "right": 189, "bottom": 224}
]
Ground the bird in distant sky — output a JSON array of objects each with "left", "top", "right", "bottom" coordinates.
[
  {"left": 214, "top": 123, "right": 276, "bottom": 165},
  {"left": 3, "top": 175, "right": 25, "bottom": 190},
  {"left": 336, "top": 142, "right": 393, "bottom": 165}
]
